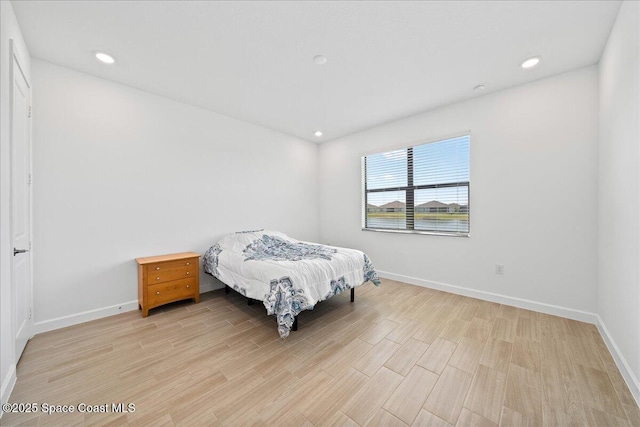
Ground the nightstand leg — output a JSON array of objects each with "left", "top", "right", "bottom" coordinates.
[
  {"left": 142, "top": 307, "right": 149, "bottom": 318},
  {"left": 225, "top": 285, "right": 230, "bottom": 294},
  {"left": 194, "top": 294, "right": 200, "bottom": 304}
]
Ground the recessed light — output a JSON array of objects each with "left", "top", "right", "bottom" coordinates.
[
  {"left": 95, "top": 52, "right": 115, "bottom": 64},
  {"left": 313, "top": 55, "right": 327, "bottom": 65},
  {"left": 521, "top": 56, "right": 541, "bottom": 69},
  {"left": 314, "top": 131, "right": 323, "bottom": 137},
  {"left": 474, "top": 84, "right": 486, "bottom": 93}
]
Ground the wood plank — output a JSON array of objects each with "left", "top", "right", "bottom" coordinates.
[
  {"left": 497, "top": 304, "right": 520, "bottom": 321},
  {"left": 322, "top": 338, "right": 373, "bottom": 378},
  {"left": 464, "top": 318, "right": 493, "bottom": 342},
  {"left": 455, "top": 302, "right": 479, "bottom": 322},
  {"left": 456, "top": 408, "right": 497, "bottom": 427},
  {"left": 384, "top": 365, "right": 439, "bottom": 425},
  {"left": 318, "top": 411, "right": 359, "bottom": 427},
  {"left": 352, "top": 338, "right": 401, "bottom": 377},
  {"left": 574, "top": 364, "right": 627, "bottom": 419},
  {"left": 491, "top": 318, "right": 516, "bottom": 343},
  {"left": 387, "top": 320, "right": 425, "bottom": 344},
  {"left": 504, "top": 364, "right": 543, "bottom": 424},
  {"left": 623, "top": 403, "right": 640, "bottom": 427},
  {"left": 479, "top": 338, "right": 512, "bottom": 373},
  {"left": 262, "top": 409, "right": 309, "bottom": 427},
  {"left": 359, "top": 318, "right": 400, "bottom": 345},
  {"left": 412, "top": 316, "right": 447, "bottom": 344},
  {"left": 342, "top": 367, "right": 404, "bottom": 426},
  {"left": 564, "top": 335, "right": 605, "bottom": 370},
  {"left": 366, "top": 409, "right": 408, "bottom": 427},
  {"left": 448, "top": 337, "right": 485, "bottom": 374},
  {"left": 499, "top": 406, "right": 537, "bottom": 426},
  {"left": 516, "top": 317, "right": 540, "bottom": 342},
  {"left": 438, "top": 319, "right": 471, "bottom": 343},
  {"left": 511, "top": 336, "right": 541, "bottom": 372},
  {"left": 584, "top": 406, "right": 630, "bottom": 427},
  {"left": 259, "top": 369, "right": 334, "bottom": 423},
  {"left": 299, "top": 368, "right": 368, "bottom": 425},
  {"left": 424, "top": 365, "right": 474, "bottom": 425},
  {"left": 416, "top": 337, "right": 456, "bottom": 375},
  {"left": 384, "top": 339, "right": 429, "bottom": 376},
  {"left": 412, "top": 410, "right": 452, "bottom": 427},
  {"left": 542, "top": 405, "right": 587, "bottom": 427},
  {"left": 464, "top": 364, "right": 507, "bottom": 423},
  {"left": 541, "top": 363, "right": 585, "bottom": 425},
  {"left": 604, "top": 360, "right": 638, "bottom": 407},
  {"left": 474, "top": 301, "right": 500, "bottom": 322}
]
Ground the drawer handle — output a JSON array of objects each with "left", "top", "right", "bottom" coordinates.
[
  {"left": 186, "top": 285, "right": 190, "bottom": 288},
  {"left": 156, "top": 267, "right": 160, "bottom": 270},
  {"left": 186, "top": 262, "right": 190, "bottom": 266},
  {"left": 186, "top": 272, "right": 190, "bottom": 275},
  {"left": 156, "top": 277, "right": 160, "bottom": 280},
  {"left": 156, "top": 291, "right": 160, "bottom": 295}
]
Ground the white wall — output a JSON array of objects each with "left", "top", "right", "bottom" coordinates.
[
  {"left": 598, "top": 0, "right": 640, "bottom": 399},
  {"left": 319, "top": 66, "right": 599, "bottom": 317},
  {"left": 0, "top": 0, "right": 31, "bottom": 409},
  {"left": 31, "top": 59, "right": 318, "bottom": 329}
]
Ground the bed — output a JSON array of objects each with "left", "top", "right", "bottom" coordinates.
[{"left": 203, "top": 230, "right": 380, "bottom": 338}]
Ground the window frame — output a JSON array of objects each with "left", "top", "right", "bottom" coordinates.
[{"left": 361, "top": 134, "right": 471, "bottom": 237}]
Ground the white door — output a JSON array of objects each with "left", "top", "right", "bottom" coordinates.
[{"left": 10, "top": 40, "right": 32, "bottom": 362}]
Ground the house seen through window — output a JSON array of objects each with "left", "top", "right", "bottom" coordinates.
[{"left": 362, "top": 134, "right": 470, "bottom": 235}]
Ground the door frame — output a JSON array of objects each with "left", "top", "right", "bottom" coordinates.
[{"left": 9, "top": 38, "right": 33, "bottom": 361}]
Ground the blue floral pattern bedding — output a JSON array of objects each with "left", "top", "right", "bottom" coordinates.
[
  {"left": 243, "top": 234, "right": 337, "bottom": 262},
  {"left": 203, "top": 230, "right": 381, "bottom": 338}
]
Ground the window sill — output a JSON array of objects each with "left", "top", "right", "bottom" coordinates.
[{"left": 361, "top": 228, "right": 470, "bottom": 238}]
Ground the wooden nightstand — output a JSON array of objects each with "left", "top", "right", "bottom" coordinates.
[{"left": 136, "top": 252, "right": 200, "bottom": 317}]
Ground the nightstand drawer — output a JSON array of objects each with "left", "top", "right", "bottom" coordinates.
[
  {"left": 147, "top": 258, "right": 197, "bottom": 272},
  {"left": 146, "top": 265, "right": 197, "bottom": 285},
  {"left": 147, "top": 278, "right": 197, "bottom": 307}
]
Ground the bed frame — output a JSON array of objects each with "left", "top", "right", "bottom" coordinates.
[{"left": 224, "top": 285, "right": 355, "bottom": 332}]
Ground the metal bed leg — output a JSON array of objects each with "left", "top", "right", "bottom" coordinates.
[
  {"left": 225, "top": 285, "right": 230, "bottom": 294},
  {"left": 351, "top": 288, "right": 355, "bottom": 302},
  {"left": 292, "top": 317, "right": 298, "bottom": 331}
]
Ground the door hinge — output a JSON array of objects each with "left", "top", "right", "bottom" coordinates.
[
  {"left": 28, "top": 106, "right": 32, "bottom": 118},
  {"left": 28, "top": 308, "right": 32, "bottom": 320},
  {"left": 28, "top": 173, "right": 32, "bottom": 185}
]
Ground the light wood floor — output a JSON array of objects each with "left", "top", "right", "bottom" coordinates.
[{"left": 3, "top": 279, "right": 639, "bottom": 426}]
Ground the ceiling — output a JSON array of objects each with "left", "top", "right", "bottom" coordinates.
[{"left": 12, "top": 1, "right": 621, "bottom": 143}]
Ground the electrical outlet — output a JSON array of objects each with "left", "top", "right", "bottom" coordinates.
[{"left": 495, "top": 264, "right": 504, "bottom": 275}]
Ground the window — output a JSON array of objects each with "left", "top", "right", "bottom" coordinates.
[{"left": 362, "top": 135, "right": 470, "bottom": 236}]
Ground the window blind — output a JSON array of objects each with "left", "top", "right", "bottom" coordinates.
[{"left": 362, "top": 135, "right": 470, "bottom": 236}]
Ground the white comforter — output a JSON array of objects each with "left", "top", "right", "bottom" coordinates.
[{"left": 203, "top": 230, "right": 380, "bottom": 338}]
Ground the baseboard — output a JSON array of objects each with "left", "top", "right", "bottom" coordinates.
[
  {"left": 377, "top": 270, "right": 599, "bottom": 324},
  {"left": 0, "top": 363, "right": 17, "bottom": 417},
  {"left": 33, "top": 300, "right": 139, "bottom": 335},
  {"left": 31, "top": 285, "right": 223, "bottom": 335},
  {"left": 596, "top": 315, "right": 640, "bottom": 407}
]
